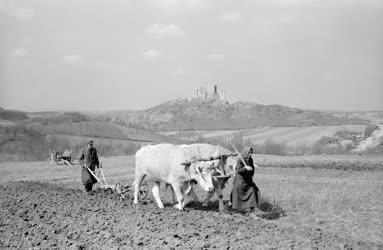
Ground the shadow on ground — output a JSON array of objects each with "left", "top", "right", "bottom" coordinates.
[{"left": 183, "top": 199, "right": 286, "bottom": 220}]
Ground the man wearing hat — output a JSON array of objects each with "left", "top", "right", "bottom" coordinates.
[{"left": 79, "top": 140, "right": 100, "bottom": 192}]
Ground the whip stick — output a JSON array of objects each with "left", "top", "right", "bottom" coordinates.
[
  {"left": 224, "top": 135, "right": 246, "bottom": 166},
  {"left": 224, "top": 135, "right": 259, "bottom": 168}
]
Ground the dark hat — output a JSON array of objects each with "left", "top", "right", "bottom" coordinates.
[{"left": 87, "top": 140, "right": 93, "bottom": 145}]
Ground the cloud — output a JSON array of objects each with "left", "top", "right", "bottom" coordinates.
[
  {"left": 207, "top": 53, "right": 226, "bottom": 60},
  {"left": 63, "top": 55, "right": 82, "bottom": 64},
  {"left": 271, "top": 0, "right": 320, "bottom": 5},
  {"left": 0, "top": 0, "right": 35, "bottom": 20},
  {"left": 218, "top": 11, "right": 242, "bottom": 22},
  {"left": 144, "top": 0, "right": 205, "bottom": 10},
  {"left": 94, "top": 61, "right": 129, "bottom": 72},
  {"left": 270, "top": 0, "right": 382, "bottom": 6},
  {"left": 169, "top": 68, "right": 185, "bottom": 77},
  {"left": 145, "top": 24, "right": 185, "bottom": 38},
  {"left": 143, "top": 49, "right": 162, "bottom": 59},
  {"left": 10, "top": 48, "right": 28, "bottom": 57},
  {"left": 251, "top": 11, "right": 298, "bottom": 30},
  {"left": 271, "top": 0, "right": 383, "bottom": 6}
]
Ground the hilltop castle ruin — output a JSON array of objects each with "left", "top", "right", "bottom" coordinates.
[{"left": 192, "top": 85, "right": 225, "bottom": 101}]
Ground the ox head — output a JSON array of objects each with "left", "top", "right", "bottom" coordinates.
[
  {"left": 221, "top": 154, "right": 238, "bottom": 174},
  {"left": 208, "top": 154, "right": 238, "bottom": 178},
  {"left": 185, "top": 161, "right": 215, "bottom": 192}
]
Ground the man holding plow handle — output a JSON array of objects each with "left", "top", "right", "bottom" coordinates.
[{"left": 79, "top": 140, "right": 100, "bottom": 192}]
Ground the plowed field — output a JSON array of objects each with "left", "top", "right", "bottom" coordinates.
[{"left": 1, "top": 155, "right": 382, "bottom": 249}]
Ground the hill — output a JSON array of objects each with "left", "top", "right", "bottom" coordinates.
[
  {"left": 332, "top": 111, "right": 383, "bottom": 124},
  {"left": 165, "top": 124, "right": 367, "bottom": 146},
  {"left": 0, "top": 111, "right": 175, "bottom": 162},
  {"left": 0, "top": 119, "right": 172, "bottom": 162},
  {"left": 0, "top": 108, "right": 29, "bottom": 122},
  {"left": 26, "top": 120, "right": 169, "bottom": 142},
  {"left": 105, "top": 99, "right": 368, "bottom": 131}
]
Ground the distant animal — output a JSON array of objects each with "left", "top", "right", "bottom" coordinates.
[
  {"left": 174, "top": 143, "right": 239, "bottom": 211},
  {"left": 134, "top": 143, "right": 217, "bottom": 210}
]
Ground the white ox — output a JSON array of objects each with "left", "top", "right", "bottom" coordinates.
[
  {"left": 134, "top": 143, "right": 216, "bottom": 210},
  {"left": 173, "top": 144, "right": 239, "bottom": 211}
]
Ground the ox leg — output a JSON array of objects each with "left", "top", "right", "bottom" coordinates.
[
  {"left": 182, "top": 184, "right": 199, "bottom": 208},
  {"left": 152, "top": 181, "right": 165, "bottom": 209},
  {"left": 171, "top": 189, "right": 177, "bottom": 205},
  {"left": 166, "top": 184, "right": 177, "bottom": 205},
  {"left": 215, "top": 180, "right": 225, "bottom": 211},
  {"left": 172, "top": 184, "right": 184, "bottom": 211},
  {"left": 133, "top": 172, "right": 146, "bottom": 204},
  {"left": 202, "top": 180, "right": 225, "bottom": 211}
]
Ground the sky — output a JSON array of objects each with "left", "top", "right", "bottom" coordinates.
[{"left": 0, "top": 0, "right": 382, "bottom": 112}]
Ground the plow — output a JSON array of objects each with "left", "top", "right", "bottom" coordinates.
[{"left": 84, "top": 163, "right": 149, "bottom": 201}]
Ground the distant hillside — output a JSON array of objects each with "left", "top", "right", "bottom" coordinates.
[
  {"left": 0, "top": 123, "right": 160, "bottom": 162},
  {"left": 0, "top": 119, "right": 173, "bottom": 162},
  {"left": 1, "top": 109, "right": 175, "bottom": 143},
  {"left": 28, "top": 112, "right": 89, "bottom": 125},
  {"left": 332, "top": 111, "right": 383, "bottom": 124},
  {"left": 26, "top": 120, "right": 169, "bottom": 143},
  {"left": 105, "top": 99, "right": 368, "bottom": 131},
  {"left": 0, "top": 108, "right": 29, "bottom": 121},
  {"left": 90, "top": 110, "right": 137, "bottom": 122},
  {"left": 27, "top": 111, "right": 62, "bottom": 119}
]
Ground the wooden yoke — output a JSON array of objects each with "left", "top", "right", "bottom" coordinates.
[{"left": 180, "top": 153, "right": 237, "bottom": 166}]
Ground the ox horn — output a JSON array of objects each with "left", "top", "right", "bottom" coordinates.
[
  {"left": 184, "top": 181, "right": 193, "bottom": 195},
  {"left": 196, "top": 165, "right": 202, "bottom": 174}
]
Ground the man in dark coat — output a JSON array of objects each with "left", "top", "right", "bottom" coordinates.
[
  {"left": 230, "top": 147, "right": 261, "bottom": 213},
  {"left": 79, "top": 140, "right": 100, "bottom": 192}
]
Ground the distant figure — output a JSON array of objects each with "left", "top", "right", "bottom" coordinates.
[
  {"left": 230, "top": 147, "right": 262, "bottom": 215},
  {"left": 79, "top": 140, "right": 100, "bottom": 192}
]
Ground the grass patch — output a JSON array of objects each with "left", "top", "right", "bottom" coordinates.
[{"left": 258, "top": 196, "right": 286, "bottom": 220}]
